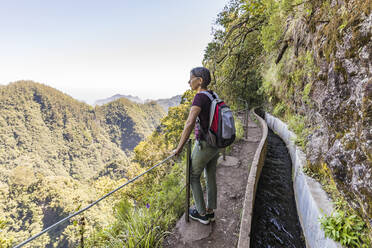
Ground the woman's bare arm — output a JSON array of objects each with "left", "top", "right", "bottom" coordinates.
[{"left": 174, "top": 105, "right": 201, "bottom": 156}]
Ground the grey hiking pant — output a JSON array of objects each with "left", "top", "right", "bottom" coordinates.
[{"left": 190, "top": 140, "right": 220, "bottom": 215}]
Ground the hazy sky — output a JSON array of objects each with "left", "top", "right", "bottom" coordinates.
[{"left": 0, "top": 0, "right": 227, "bottom": 104}]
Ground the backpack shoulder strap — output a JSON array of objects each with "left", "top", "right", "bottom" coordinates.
[
  {"left": 199, "top": 91, "right": 219, "bottom": 101},
  {"left": 199, "top": 91, "right": 220, "bottom": 128},
  {"left": 198, "top": 91, "right": 221, "bottom": 130}
]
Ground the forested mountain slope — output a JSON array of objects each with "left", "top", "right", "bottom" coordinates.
[
  {"left": 0, "top": 81, "right": 166, "bottom": 246},
  {"left": 0, "top": 81, "right": 129, "bottom": 180},
  {"left": 96, "top": 98, "right": 165, "bottom": 152}
]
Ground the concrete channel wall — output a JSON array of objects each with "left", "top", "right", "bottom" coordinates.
[
  {"left": 265, "top": 113, "right": 342, "bottom": 248},
  {"left": 238, "top": 109, "right": 268, "bottom": 248}
]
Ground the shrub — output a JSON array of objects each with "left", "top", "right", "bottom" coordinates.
[{"left": 320, "top": 210, "right": 369, "bottom": 248}]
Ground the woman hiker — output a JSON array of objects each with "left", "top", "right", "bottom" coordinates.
[{"left": 173, "top": 66, "right": 220, "bottom": 225}]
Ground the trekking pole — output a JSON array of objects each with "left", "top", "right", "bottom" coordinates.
[{"left": 185, "top": 139, "right": 191, "bottom": 222}]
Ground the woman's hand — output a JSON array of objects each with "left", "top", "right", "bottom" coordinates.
[{"left": 172, "top": 147, "right": 183, "bottom": 157}]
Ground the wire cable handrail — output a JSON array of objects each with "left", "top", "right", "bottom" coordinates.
[{"left": 14, "top": 154, "right": 176, "bottom": 248}]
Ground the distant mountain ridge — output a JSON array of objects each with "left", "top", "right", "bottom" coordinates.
[
  {"left": 153, "top": 95, "right": 182, "bottom": 112},
  {"left": 94, "top": 94, "right": 182, "bottom": 112},
  {"left": 95, "top": 94, "right": 144, "bottom": 105}
]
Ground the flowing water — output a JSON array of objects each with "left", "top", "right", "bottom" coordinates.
[{"left": 250, "top": 129, "right": 306, "bottom": 248}]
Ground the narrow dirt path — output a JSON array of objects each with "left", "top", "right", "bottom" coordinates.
[{"left": 163, "top": 114, "right": 262, "bottom": 248}]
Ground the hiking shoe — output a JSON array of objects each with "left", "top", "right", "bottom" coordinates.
[
  {"left": 189, "top": 208, "right": 210, "bottom": 225},
  {"left": 206, "top": 211, "right": 215, "bottom": 221}
]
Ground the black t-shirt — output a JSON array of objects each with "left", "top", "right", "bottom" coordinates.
[{"left": 191, "top": 90, "right": 213, "bottom": 140}]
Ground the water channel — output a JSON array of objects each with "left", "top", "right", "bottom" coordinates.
[{"left": 250, "top": 128, "right": 306, "bottom": 248}]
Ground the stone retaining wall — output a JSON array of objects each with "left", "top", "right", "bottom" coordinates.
[{"left": 237, "top": 109, "right": 268, "bottom": 248}]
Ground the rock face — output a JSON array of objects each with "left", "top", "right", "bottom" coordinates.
[
  {"left": 307, "top": 4, "right": 371, "bottom": 227},
  {"left": 268, "top": 0, "right": 371, "bottom": 229}
]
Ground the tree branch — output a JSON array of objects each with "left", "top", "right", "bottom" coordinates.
[
  {"left": 222, "top": 17, "right": 250, "bottom": 44},
  {"left": 216, "top": 24, "right": 262, "bottom": 64},
  {"left": 276, "top": 41, "right": 289, "bottom": 64}
]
